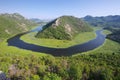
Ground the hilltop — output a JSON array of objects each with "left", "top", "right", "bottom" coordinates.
[
  {"left": 36, "top": 16, "right": 93, "bottom": 40},
  {"left": 0, "top": 13, "right": 36, "bottom": 41}
]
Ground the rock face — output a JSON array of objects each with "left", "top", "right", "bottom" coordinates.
[{"left": 36, "top": 16, "right": 93, "bottom": 40}]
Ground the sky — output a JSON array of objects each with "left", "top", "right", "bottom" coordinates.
[{"left": 0, "top": 0, "right": 120, "bottom": 19}]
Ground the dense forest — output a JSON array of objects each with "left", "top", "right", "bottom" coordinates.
[{"left": 0, "top": 51, "right": 120, "bottom": 80}]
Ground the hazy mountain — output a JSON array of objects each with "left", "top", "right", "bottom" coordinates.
[
  {"left": 30, "top": 18, "right": 51, "bottom": 25},
  {"left": 83, "top": 15, "right": 120, "bottom": 28},
  {"left": 36, "top": 16, "right": 93, "bottom": 40}
]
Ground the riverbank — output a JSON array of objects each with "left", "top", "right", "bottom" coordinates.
[
  {"left": 7, "top": 30, "right": 106, "bottom": 56},
  {"left": 21, "top": 31, "right": 96, "bottom": 48}
]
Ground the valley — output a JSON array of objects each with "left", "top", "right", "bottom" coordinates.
[
  {"left": 7, "top": 28, "right": 105, "bottom": 56},
  {"left": 0, "top": 14, "right": 120, "bottom": 80},
  {"left": 21, "top": 27, "right": 95, "bottom": 48}
]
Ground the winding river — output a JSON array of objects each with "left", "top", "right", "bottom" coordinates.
[{"left": 7, "top": 27, "right": 106, "bottom": 56}]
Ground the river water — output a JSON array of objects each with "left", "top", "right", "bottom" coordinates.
[{"left": 7, "top": 27, "right": 106, "bottom": 56}]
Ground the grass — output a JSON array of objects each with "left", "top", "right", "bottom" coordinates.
[
  {"left": 103, "top": 30, "right": 112, "bottom": 35},
  {"left": 72, "top": 29, "right": 120, "bottom": 56},
  {"left": 74, "top": 39, "right": 120, "bottom": 56},
  {"left": 0, "top": 40, "right": 48, "bottom": 57},
  {"left": 21, "top": 31, "right": 96, "bottom": 48}
]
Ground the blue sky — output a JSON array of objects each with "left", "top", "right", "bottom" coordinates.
[{"left": 0, "top": 0, "right": 120, "bottom": 19}]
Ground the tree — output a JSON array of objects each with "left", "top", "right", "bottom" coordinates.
[
  {"left": 31, "top": 75, "right": 40, "bottom": 80},
  {"left": 43, "top": 73, "right": 61, "bottom": 80}
]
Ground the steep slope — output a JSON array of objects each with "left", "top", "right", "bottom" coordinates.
[
  {"left": 36, "top": 16, "right": 93, "bottom": 40},
  {"left": 0, "top": 13, "right": 36, "bottom": 41}
]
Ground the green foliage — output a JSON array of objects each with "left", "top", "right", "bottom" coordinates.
[
  {"left": 31, "top": 75, "right": 40, "bottom": 80},
  {"left": 43, "top": 73, "right": 61, "bottom": 80},
  {"left": 68, "top": 64, "right": 82, "bottom": 80},
  {"left": 37, "top": 25, "right": 71, "bottom": 40}
]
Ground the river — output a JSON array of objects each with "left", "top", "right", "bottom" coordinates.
[{"left": 7, "top": 27, "right": 106, "bottom": 56}]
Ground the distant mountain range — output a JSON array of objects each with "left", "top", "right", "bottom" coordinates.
[
  {"left": 83, "top": 15, "right": 120, "bottom": 28},
  {"left": 0, "top": 13, "right": 37, "bottom": 41},
  {"left": 36, "top": 16, "right": 93, "bottom": 40}
]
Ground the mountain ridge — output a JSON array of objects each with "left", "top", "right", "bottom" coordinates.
[
  {"left": 83, "top": 15, "right": 120, "bottom": 28},
  {"left": 0, "top": 13, "right": 37, "bottom": 41}
]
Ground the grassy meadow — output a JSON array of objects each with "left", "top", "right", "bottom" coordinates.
[{"left": 21, "top": 31, "right": 96, "bottom": 48}]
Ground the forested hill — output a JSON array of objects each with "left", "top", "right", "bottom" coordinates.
[
  {"left": 107, "top": 29, "right": 120, "bottom": 43},
  {"left": 0, "top": 13, "right": 37, "bottom": 41},
  {"left": 36, "top": 16, "right": 93, "bottom": 40},
  {"left": 83, "top": 15, "right": 120, "bottom": 28}
]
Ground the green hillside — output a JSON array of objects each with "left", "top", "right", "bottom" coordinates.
[
  {"left": 0, "top": 13, "right": 36, "bottom": 41},
  {"left": 36, "top": 16, "right": 93, "bottom": 40}
]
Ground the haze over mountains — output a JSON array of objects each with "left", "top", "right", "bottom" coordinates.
[{"left": 84, "top": 15, "right": 120, "bottom": 28}]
